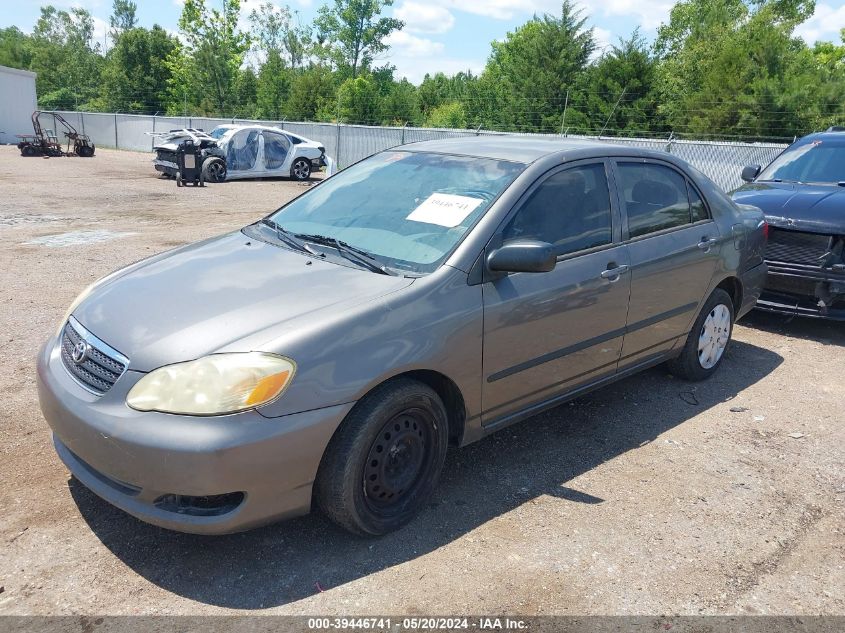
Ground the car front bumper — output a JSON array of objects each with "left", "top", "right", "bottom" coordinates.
[
  {"left": 36, "top": 334, "right": 354, "bottom": 534},
  {"left": 758, "top": 260, "right": 845, "bottom": 320}
]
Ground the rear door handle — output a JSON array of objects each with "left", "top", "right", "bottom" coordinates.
[
  {"left": 698, "top": 237, "right": 718, "bottom": 250},
  {"left": 600, "top": 264, "right": 629, "bottom": 281}
]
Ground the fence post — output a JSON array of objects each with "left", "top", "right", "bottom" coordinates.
[
  {"left": 665, "top": 131, "right": 675, "bottom": 154},
  {"left": 152, "top": 114, "right": 156, "bottom": 151},
  {"left": 401, "top": 122, "right": 408, "bottom": 145},
  {"left": 336, "top": 120, "right": 342, "bottom": 169},
  {"left": 114, "top": 113, "right": 119, "bottom": 149},
  {"left": 80, "top": 111, "right": 85, "bottom": 137}
]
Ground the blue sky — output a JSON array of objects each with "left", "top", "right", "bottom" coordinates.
[{"left": 3, "top": 0, "right": 845, "bottom": 83}]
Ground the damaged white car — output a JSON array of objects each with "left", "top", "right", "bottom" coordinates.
[{"left": 152, "top": 125, "right": 332, "bottom": 182}]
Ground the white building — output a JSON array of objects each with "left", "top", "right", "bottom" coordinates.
[{"left": 0, "top": 65, "right": 37, "bottom": 145}]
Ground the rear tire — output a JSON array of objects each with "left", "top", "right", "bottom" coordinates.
[
  {"left": 667, "top": 288, "right": 734, "bottom": 381},
  {"left": 314, "top": 378, "right": 449, "bottom": 536},
  {"left": 291, "top": 158, "right": 311, "bottom": 181}
]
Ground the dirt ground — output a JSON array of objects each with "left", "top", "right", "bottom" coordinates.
[{"left": 0, "top": 146, "right": 842, "bottom": 616}]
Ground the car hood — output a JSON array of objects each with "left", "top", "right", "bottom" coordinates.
[
  {"left": 731, "top": 182, "right": 845, "bottom": 234},
  {"left": 72, "top": 231, "right": 414, "bottom": 371}
]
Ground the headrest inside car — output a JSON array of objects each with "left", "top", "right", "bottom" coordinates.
[{"left": 631, "top": 179, "right": 677, "bottom": 207}]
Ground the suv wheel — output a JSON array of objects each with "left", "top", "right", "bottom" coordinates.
[{"left": 314, "top": 378, "right": 448, "bottom": 536}]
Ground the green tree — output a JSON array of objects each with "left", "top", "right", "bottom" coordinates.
[
  {"left": 0, "top": 27, "right": 33, "bottom": 70},
  {"left": 653, "top": 0, "right": 832, "bottom": 139},
  {"left": 425, "top": 102, "right": 467, "bottom": 128},
  {"left": 29, "top": 6, "right": 102, "bottom": 107},
  {"left": 337, "top": 75, "right": 380, "bottom": 123},
  {"left": 381, "top": 78, "right": 420, "bottom": 124},
  {"left": 233, "top": 67, "right": 258, "bottom": 117},
  {"left": 99, "top": 25, "right": 178, "bottom": 113},
  {"left": 166, "top": 0, "right": 250, "bottom": 116},
  {"left": 284, "top": 65, "right": 338, "bottom": 120},
  {"left": 582, "top": 30, "right": 663, "bottom": 135},
  {"left": 483, "top": 0, "right": 595, "bottom": 132},
  {"left": 314, "top": 0, "right": 404, "bottom": 78},
  {"left": 256, "top": 52, "right": 291, "bottom": 118},
  {"left": 109, "top": 0, "right": 138, "bottom": 41}
]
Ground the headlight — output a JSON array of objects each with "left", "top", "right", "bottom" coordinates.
[{"left": 126, "top": 352, "right": 296, "bottom": 416}]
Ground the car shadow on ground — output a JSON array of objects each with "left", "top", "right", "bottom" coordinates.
[
  {"left": 739, "top": 310, "right": 845, "bottom": 346},
  {"left": 69, "top": 339, "right": 782, "bottom": 609}
]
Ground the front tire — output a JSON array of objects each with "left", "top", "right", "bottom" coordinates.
[
  {"left": 314, "top": 378, "right": 449, "bottom": 536},
  {"left": 202, "top": 157, "right": 227, "bottom": 183},
  {"left": 667, "top": 288, "right": 734, "bottom": 381},
  {"left": 291, "top": 158, "right": 311, "bottom": 181}
]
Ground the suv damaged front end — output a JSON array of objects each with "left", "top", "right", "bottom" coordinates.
[{"left": 762, "top": 222, "right": 845, "bottom": 319}]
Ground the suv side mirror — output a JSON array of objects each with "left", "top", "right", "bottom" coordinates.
[
  {"left": 487, "top": 239, "right": 557, "bottom": 274},
  {"left": 741, "top": 165, "right": 761, "bottom": 182}
]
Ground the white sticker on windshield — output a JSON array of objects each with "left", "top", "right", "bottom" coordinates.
[{"left": 406, "top": 193, "right": 484, "bottom": 227}]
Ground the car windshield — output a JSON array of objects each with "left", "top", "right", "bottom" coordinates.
[
  {"left": 758, "top": 139, "right": 845, "bottom": 184},
  {"left": 209, "top": 126, "right": 232, "bottom": 140},
  {"left": 266, "top": 150, "right": 525, "bottom": 274}
]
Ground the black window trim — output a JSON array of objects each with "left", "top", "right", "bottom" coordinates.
[
  {"left": 610, "top": 158, "right": 715, "bottom": 242},
  {"left": 492, "top": 158, "right": 622, "bottom": 264}
]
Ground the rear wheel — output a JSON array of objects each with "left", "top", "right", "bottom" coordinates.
[
  {"left": 76, "top": 144, "right": 94, "bottom": 157},
  {"left": 21, "top": 145, "right": 36, "bottom": 157},
  {"left": 314, "top": 378, "right": 448, "bottom": 536},
  {"left": 291, "top": 158, "right": 311, "bottom": 181},
  {"left": 667, "top": 288, "right": 734, "bottom": 381}
]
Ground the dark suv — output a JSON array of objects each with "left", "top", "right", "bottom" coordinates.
[{"left": 732, "top": 127, "right": 845, "bottom": 319}]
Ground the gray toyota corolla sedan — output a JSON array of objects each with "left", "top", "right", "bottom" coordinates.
[{"left": 37, "top": 137, "right": 768, "bottom": 536}]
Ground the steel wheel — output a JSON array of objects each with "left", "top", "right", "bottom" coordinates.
[
  {"left": 314, "top": 378, "right": 448, "bottom": 535},
  {"left": 363, "top": 409, "right": 433, "bottom": 511},
  {"left": 291, "top": 158, "right": 311, "bottom": 181},
  {"left": 698, "top": 303, "right": 731, "bottom": 369}
]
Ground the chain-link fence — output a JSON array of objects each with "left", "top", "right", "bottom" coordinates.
[{"left": 40, "top": 111, "right": 788, "bottom": 191}]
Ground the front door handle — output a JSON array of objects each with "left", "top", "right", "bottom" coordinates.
[
  {"left": 600, "top": 264, "right": 629, "bottom": 281},
  {"left": 698, "top": 237, "right": 718, "bottom": 251}
]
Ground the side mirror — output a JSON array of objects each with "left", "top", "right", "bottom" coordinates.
[
  {"left": 487, "top": 239, "right": 557, "bottom": 274},
  {"left": 741, "top": 165, "right": 761, "bottom": 182}
]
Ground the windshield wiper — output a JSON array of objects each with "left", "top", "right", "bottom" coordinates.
[
  {"left": 261, "top": 219, "right": 315, "bottom": 255},
  {"left": 295, "top": 233, "right": 393, "bottom": 275}
]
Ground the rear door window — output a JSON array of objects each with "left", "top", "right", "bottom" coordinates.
[{"left": 617, "top": 162, "right": 693, "bottom": 238}]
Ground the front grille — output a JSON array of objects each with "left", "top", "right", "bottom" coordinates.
[
  {"left": 60, "top": 321, "right": 127, "bottom": 394},
  {"left": 766, "top": 229, "right": 832, "bottom": 266}
]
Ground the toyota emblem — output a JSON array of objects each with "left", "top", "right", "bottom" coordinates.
[{"left": 71, "top": 340, "right": 89, "bottom": 364}]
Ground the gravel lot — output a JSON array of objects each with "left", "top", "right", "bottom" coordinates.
[{"left": 0, "top": 146, "right": 842, "bottom": 616}]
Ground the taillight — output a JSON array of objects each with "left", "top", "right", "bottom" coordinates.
[{"left": 762, "top": 221, "right": 770, "bottom": 240}]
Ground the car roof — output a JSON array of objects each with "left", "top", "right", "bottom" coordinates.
[
  {"left": 401, "top": 135, "right": 668, "bottom": 164},
  {"left": 797, "top": 130, "right": 845, "bottom": 143}
]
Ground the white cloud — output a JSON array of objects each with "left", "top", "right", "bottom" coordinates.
[
  {"left": 795, "top": 3, "right": 845, "bottom": 44},
  {"left": 91, "top": 15, "right": 109, "bottom": 48},
  {"left": 592, "top": 26, "right": 613, "bottom": 56},
  {"left": 586, "top": 0, "right": 673, "bottom": 30},
  {"left": 394, "top": 1, "right": 455, "bottom": 34},
  {"left": 436, "top": 0, "right": 537, "bottom": 21},
  {"left": 385, "top": 31, "right": 445, "bottom": 57},
  {"left": 387, "top": 53, "right": 484, "bottom": 84}
]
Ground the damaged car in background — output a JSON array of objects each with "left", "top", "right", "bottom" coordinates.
[
  {"left": 152, "top": 124, "right": 332, "bottom": 182},
  {"left": 732, "top": 127, "right": 845, "bottom": 319}
]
